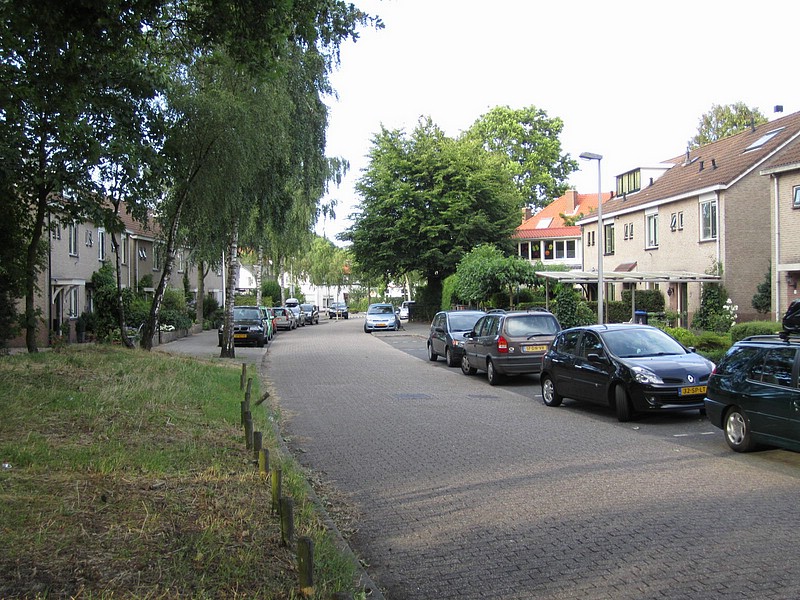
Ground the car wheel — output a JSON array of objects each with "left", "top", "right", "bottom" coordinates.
[
  {"left": 486, "top": 359, "right": 503, "bottom": 386},
  {"left": 725, "top": 407, "right": 757, "bottom": 452},
  {"left": 461, "top": 355, "right": 477, "bottom": 376},
  {"left": 541, "top": 375, "right": 563, "bottom": 407},
  {"left": 364, "top": 325, "right": 370, "bottom": 333},
  {"left": 445, "top": 347, "right": 458, "bottom": 368},
  {"left": 427, "top": 343, "right": 438, "bottom": 362},
  {"left": 615, "top": 385, "right": 635, "bottom": 422}
]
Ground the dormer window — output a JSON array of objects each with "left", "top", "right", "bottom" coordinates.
[
  {"left": 616, "top": 169, "right": 641, "bottom": 196},
  {"left": 744, "top": 128, "right": 784, "bottom": 152}
]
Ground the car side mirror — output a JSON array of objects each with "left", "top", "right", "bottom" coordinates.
[{"left": 464, "top": 331, "right": 474, "bottom": 339}]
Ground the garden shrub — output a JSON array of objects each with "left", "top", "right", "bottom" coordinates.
[
  {"left": 662, "top": 327, "right": 698, "bottom": 348},
  {"left": 730, "top": 321, "right": 782, "bottom": 342}
]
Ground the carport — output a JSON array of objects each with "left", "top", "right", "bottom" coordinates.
[{"left": 534, "top": 270, "right": 721, "bottom": 323}]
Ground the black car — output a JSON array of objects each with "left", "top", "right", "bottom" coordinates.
[
  {"left": 329, "top": 302, "right": 349, "bottom": 319},
  {"left": 300, "top": 303, "right": 319, "bottom": 325},
  {"left": 540, "top": 324, "right": 714, "bottom": 421},
  {"left": 705, "top": 332, "right": 800, "bottom": 452},
  {"left": 427, "top": 310, "right": 486, "bottom": 367},
  {"left": 217, "top": 305, "right": 268, "bottom": 347},
  {"left": 461, "top": 310, "right": 561, "bottom": 385}
]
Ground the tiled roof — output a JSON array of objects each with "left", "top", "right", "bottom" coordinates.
[
  {"left": 514, "top": 190, "right": 613, "bottom": 240},
  {"left": 761, "top": 136, "right": 800, "bottom": 172},
  {"left": 592, "top": 110, "right": 800, "bottom": 219}
]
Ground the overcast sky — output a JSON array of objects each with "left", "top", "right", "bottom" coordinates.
[{"left": 315, "top": 0, "right": 799, "bottom": 243}]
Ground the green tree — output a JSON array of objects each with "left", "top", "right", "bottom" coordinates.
[
  {"left": 455, "top": 244, "right": 536, "bottom": 308},
  {"left": 752, "top": 268, "right": 771, "bottom": 315},
  {"left": 689, "top": 102, "right": 768, "bottom": 149},
  {"left": 342, "top": 118, "right": 523, "bottom": 306},
  {"left": 462, "top": 105, "right": 578, "bottom": 209}
]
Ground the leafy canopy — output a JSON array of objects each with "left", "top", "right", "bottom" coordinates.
[
  {"left": 462, "top": 105, "right": 578, "bottom": 209},
  {"left": 455, "top": 244, "right": 536, "bottom": 307},
  {"left": 341, "top": 117, "right": 523, "bottom": 286},
  {"left": 689, "top": 102, "right": 768, "bottom": 149}
]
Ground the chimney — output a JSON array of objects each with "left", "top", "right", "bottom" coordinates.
[
  {"left": 568, "top": 189, "right": 579, "bottom": 210},
  {"left": 522, "top": 206, "right": 533, "bottom": 222}
]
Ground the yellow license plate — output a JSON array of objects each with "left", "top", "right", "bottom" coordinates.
[
  {"left": 680, "top": 385, "right": 707, "bottom": 396},
  {"left": 522, "top": 345, "right": 547, "bottom": 353},
  {"left": 234, "top": 333, "right": 247, "bottom": 339}
]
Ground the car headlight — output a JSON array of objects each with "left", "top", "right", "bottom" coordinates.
[
  {"left": 248, "top": 325, "right": 263, "bottom": 332},
  {"left": 452, "top": 339, "right": 462, "bottom": 347},
  {"left": 630, "top": 366, "right": 663, "bottom": 385}
]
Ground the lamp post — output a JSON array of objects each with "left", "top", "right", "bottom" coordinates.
[{"left": 579, "top": 152, "right": 603, "bottom": 324}]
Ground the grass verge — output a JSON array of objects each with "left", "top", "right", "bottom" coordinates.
[{"left": 0, "top": 345, "right": 364, "bottom": 599}]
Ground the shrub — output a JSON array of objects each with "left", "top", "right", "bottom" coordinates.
[
  {"left": 262, "top": 279, "right": 282, "bottom": 303},
  {"left": 663, "top": 327, "right": 698, "bottom": 348},
  {"left": 553, "top": 286, "right": 594, "bottom": 329},
  {"left": 694, "top": 331, "right": 731, "bottom": 351},
  {"left": 621, "top": 289, "right": 665, "bottom": 313},
  {"left": 730, "top": 321, "right": 781, "bottom": 342}
]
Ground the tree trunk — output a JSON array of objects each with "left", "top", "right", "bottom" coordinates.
[
  {"left": 24, "top": 188, "right": 49, "bottom": 353},
  {"left": 196, "top": 261, "right": 206, "bottom": 326},
  {"left": 220, "top": 228, "right": 239, "bottom": 358},
  {"left": 111, "top": 230, "right": 134, "bottom": 349},
  {"left": 140, "top": 201, "right": 183, "bottom": 350}
]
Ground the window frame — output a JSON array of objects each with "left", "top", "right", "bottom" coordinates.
[
  {"left": 603, "top": 223, "right": 615, "bottom": 255},
  {"left": 700, "top": 198, "right": 717, "bottom": 242},
  {"left": 793, "top": 186, "right": 800, "bottom": 209},
  {"left": 646, "top": 212, "right": 659, "bottom": 249},
  {"left": 68, "top": 223, "right": 79, "bottom": 256}
]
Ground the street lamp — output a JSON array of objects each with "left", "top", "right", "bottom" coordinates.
[{"left": 579, "top": 152, "right": 604, "bottom": 324}]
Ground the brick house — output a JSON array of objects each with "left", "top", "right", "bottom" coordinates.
[
  {"left": 760, "top": 136, "right": 800, "bottom": 320},
  {"left": 10, "top": 207, "right": 224, "bottom": 349},
  {"left": 513, "top": 190, "right": 613, "bottom": 269},
  {"left": 577, "top": 110, "right": 800, "bottom": 325}
]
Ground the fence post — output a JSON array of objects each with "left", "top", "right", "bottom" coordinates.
[
  {"left": 245, "top": 377, "right": 252, "bottom": 404},
  {"left": 280, "top": 497, "right": 294, "bottom": 547},
  {"left": 253, "top": 430, "right": 262, "bottom": 463},
  {"left": 244, "top": 411, "right": 253, "bottom": 449},
  {"left": 240, "top": 363, "right": 247, "bottom": 390},
  {"left": 258, "top": 448, "right": 269, "bottom": 477},
  {"left": 297, "top": 536, "right": 314, "bottom": 597},
  {"left": 271, "top": 466, "right": 282, "bottom": 514}
]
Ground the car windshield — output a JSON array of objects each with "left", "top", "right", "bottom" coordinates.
[
  {"left": 369, "top": 305, "right": 394, "bottom": 314},
  {"left": 234, "top": 308, "right": 261, "bottom": 321},
  {"left": 505, "top": 314, "right": 559, "bottom": 337},
  {"left": 273, "top": 308, "right": 286, "bottom": 316},
  {"left": 601, "top": 328, "right": 686, "bottom": 358},
  {"left": 449, "top": 313, "right": 484, "bottom": 332},
  {"left": 301, "top": 304, "right": 313, "bottom": 311}
]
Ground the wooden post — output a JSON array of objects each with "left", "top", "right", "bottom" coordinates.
[
  {"left": 240, "top": 363, "right": 247, "bottom": 390},
  {"left": 258, "top": 448, "right": 269, "bottom": 477},
  {"left": 280, "top": 497, "right": 294, "bottom": 547},
  {"left": 297, "top": 536, "right": 314, "bottom": 596},
  {"left": 245, "top": 377, "right": 252, "bottom": 405},
  {"left": 253, "top": 430, "right": 262, "bottom": 463},
  {"left": 240, "top": 400, "right": 247, "bottom": 427},
  {"left": 244, "top": 412, "right": 253, "bottom": 449},
  {"left": 271, "top": 466, "right": 282, "bottom": 514}
]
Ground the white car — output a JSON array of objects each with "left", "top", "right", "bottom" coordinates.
[
  {"left": 398, "top": 300, "right": 415, "bottom": 320},
  {"left": 364, "top": 303, "right": 400, "bottom": 333}
]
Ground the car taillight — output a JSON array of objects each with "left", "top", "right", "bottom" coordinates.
[{"left": 497, "top": 335, "right": 509, "bottom": 353}]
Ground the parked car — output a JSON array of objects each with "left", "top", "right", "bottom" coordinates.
[
  {"left": 461, "top": 310, "right": 561, "bottom": 385},
  {"left": 398, "top": 300, "right": 416, "bottom": 320},
  {"left": 427, "top": 309, "right": 486, "bottom": 367},
  {"left": 540, "top": 324, "right": 714, "bottom": 422},
  {"left": 300, "top": 303, "right": 319, "bottom": 325},
  {"left": 259, "top": 306, "right": 275, "bottom": 341},
  {"left": 329, "top": 302, "right": 349, "bottom": 319},
  {"left": 705, "top": 332, "right": 800, "bottom": 452},
  {"left": 287, "top": 304, "right": 306, "bottom": 327},
  {"left": 364, "top": 303, "right": 400, "bottom": 333},
  {"left": 272, "top": 306, "right": 296, "bottom": 330},
  {"left": 217, "top": 305, "right": 268, "bottom": 347}
]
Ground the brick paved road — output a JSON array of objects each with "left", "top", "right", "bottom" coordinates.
[{"left": 263, "top": 317, "right": 800, "bottom": 599}]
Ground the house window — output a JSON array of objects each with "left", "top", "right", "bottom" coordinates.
[
  {"left": 531, "top": 242, "right": 541, "bottom": 260},
  {"left": 97, "top": 228, "right": 106, "bottom": 261},
  {"left": 118, "top": 234, "right": 127, "bottom": 265},
  {"left": 177, "top": 251, "right": 184, "bottom": 273},
  {"left": 68, "top": 287, "right": 79, "bottom": 318},
  {"left": 586, "top": 230, "right": 595, "bottom": 247},
  {"left": 794, "top": 186, "right": 800, "bottom": 209},
  {"left": 700, "top": 198, "right": 717, "bottom": 241},
  {"left": 85, "top": 230, "right": 93, "bottom": 247},
  {"left": 52, "top": 223, "right": 61, "bottom": 240},
  {"left": 678, "top": 211, "right": 684, "bottom": 229},
  {"left": 646, "top": 212, "right": 658, "bottom": 248},
  {"left": 544, "top": 242, "right": 554, "bottom": 260},
  {"left": 554, "top": 240, "right": 576, "bottom": 259},
  {"left": 153, "top": 244, "right": 161, "bottom": 271},
  {"left": 671, "top": 211, "right": 685, "bottom": 231},
  {"left": 623, "top": 223, "right": 634, "bottom": 240},
  {"left": 603, "top": 223, "right": 615, "bottom": 255},
  {"left": 519, "top": 242, "right": 529, "bottom": 260},
  {"left": 616, "top": 169, "right": 641, "bottom": 196},
  {"left": 68, "top": 223, "right": 78, "bottom": 256}
]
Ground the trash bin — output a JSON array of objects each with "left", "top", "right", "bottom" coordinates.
[{"left": 634, "top": 310, "right": 648, "bottom": 325}]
